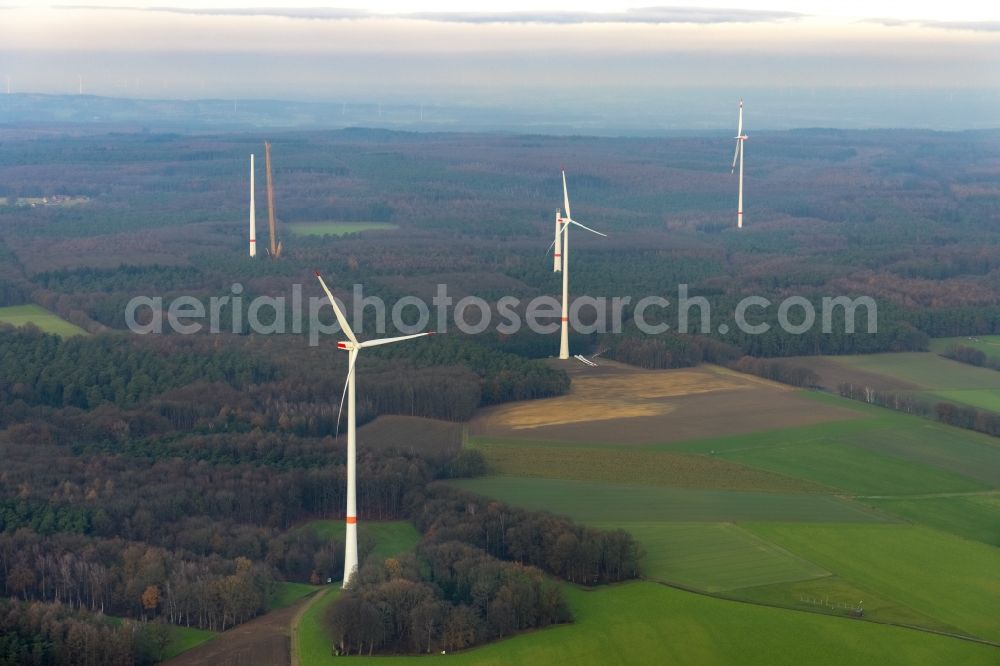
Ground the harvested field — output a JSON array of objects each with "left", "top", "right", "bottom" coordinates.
[
  {"left": 470, "top": 361, "right": 859, "bottom": 444},
  {"left": 773, "top": 356, "right": 924, "bottom": 392},
  {"left": 357, "top": 415, "right": 463, "bottom": 455}
]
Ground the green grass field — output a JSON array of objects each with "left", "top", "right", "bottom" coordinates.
[
  {"left": 268, "top": 581, "right": 321, "bottom": 610},
  {"left": 746, "top": 523, "right": 1000, "bottom": 643},
  {"left": 669, "top": 399, "right": 1000, "bottom": 493},
  {"left": 865, "top": 493, "right": 1000, "bottom": 547},
  {"left": 447, "top": 477, "right": 887, "bottom": 524},
  {"left": 730, "top": 575, "right": 956, "bottom": 630},
  {"left": 719, "top": 438, "right": 985, "bottom": 495},
  {"left": 931, "top": 389, "right": 1000, "bottom": 413},
  {"left": 472, "top": 437, "right": 830, "bottom": 493},
  {"left": 162, "top": 625, "right": 216, "bottom": 660},
  {"left": 0, "top": 304, "right": 88, "bottom": 337},
  {"left": 930, "top": 336, "right": 1000, "bottom": 362},
  {"left": 834, "top": 352, "right": 1000, "bottom": 390},
  {"left": 296, "top": 582, "right": 999, "bottom": 665},
  {"left": 449, "top": 385, "right": 1000, "bottom": 653},
  {"left": 287, "top": 221, "right": 399, "bottom": 236},
  {"left": 591, "top": 521, "right": 829, "bottom": 592},
  {"left": 297, "top": 377, "right": 1000, "bottom": 662}
]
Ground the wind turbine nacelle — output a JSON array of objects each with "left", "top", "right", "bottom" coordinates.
[{"left": 337, "top": 341, "right": 355, "bottom": 350}]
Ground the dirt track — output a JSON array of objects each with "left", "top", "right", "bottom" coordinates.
[{"left": 163, "top": 594, "right": 316, "bottom": 666}]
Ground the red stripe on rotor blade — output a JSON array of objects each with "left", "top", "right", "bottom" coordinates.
[{"left": 346, "top": 516, "right": 357, "bottom": 524}]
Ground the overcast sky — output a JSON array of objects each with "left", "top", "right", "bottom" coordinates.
[{"left": 1, "top": 2, "right": 998, "bottom": 128}]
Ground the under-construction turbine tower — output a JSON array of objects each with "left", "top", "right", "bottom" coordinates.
[{"left": 264, "top": 141, "right": 282, "bottom": 257}]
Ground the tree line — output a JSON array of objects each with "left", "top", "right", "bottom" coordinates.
[
  {"left": 838, "top": 382, "right": 1000, "bottom": 438},
  {"left": 940, "top": 343, "right": 1000, "bottom": 372}
]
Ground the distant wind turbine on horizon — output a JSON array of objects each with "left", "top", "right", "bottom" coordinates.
[
  {"left": 548, "top": 170, "right": 607, "bottom": 360},
  {"left": 315, "top": 272, "right": 434, "bottom": 587},
  {"left": 731, "top": 99, "right": 748, "bottom": 228},
  {"left": 249, "top": 154, "right": 257, "bottom": 257}
]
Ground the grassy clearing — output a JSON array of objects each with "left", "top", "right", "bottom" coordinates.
[
  {"left": 162, "top": 625, "right": 216, "bottom": 660},
  {"left": 473, "top": 439, "right": 831, "bottom": 493},
  {"left": 287, "top": 221, "right": 398, "bottom": 236},
  {"left": 865, "top": 493, "right": 1000, "bottom": 547},
  {"left": 447, "top": 477, "right": 888, "bottom": 524},
  {"left": 0, "top": 304, "right": 88, "bottom": 337},
  {"left": 296, "top": 520, "right": 421, "bottom": 565},
  {"left": 591, "top": 521, "right": 829, "bottom": 592},
  {"left": 746, "top": 523, "right": 1000, "bottom": 643},
  {"left": 930, "top": 336, "right": 1000, "bottom": 361},
  {"left": 296, "top": 581, "right": 999, "bottom": 665},
  {"left": 268, "top": 581, "right": 321, "bottom": 611}
]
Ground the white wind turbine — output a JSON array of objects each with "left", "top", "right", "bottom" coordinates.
[
  {"left": 249, "top": 154, "right": 257, "bottom": 257},
  {"left": 732, "top": 99, "right": 748, "bottom": 228},
  {"left": 315, "top": 272, "right": 433, "bottom": 587},
  {"left": 549, "top": 170, "right": 607, "bottom": 360}
]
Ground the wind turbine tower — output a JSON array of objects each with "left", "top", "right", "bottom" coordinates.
[
  {"left": 249, "top": 154, "right": 257, "bottom": 257},
  {"left": 315, "top": 272, "right": 434, "bottom": 587},
  {"left": 550, "top": 170, "right": 607, "bottom": 360},
  {"left": 732, "top": 99, "right": 748, "bottom": 228},
  {"left": 264, "top": 141, "right": 282, "bottom": 257}
]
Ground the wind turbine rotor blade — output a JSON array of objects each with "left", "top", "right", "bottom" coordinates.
[
  {"left": 315, "top": 272, "right": 357, "bottom": 344},
  {"left": 561, "top": 170, "right": 572, "bottom": 220},
  {"left": 737, "top": 99, "right": 743, "bottom": 137},
  {"left": 546, "top": 217, "right": 569, "bottom": 255},
  {"left": 569, "top": 219, "right": 607, "bottom": 237},
  {"left": 335, "top": 351, "right": 358, "bottom": 439},
  {"left": 545, "top": 235, "right": 558, "bottom": 255},
  {"left": 731, "top": 140, "right": 741, "bottom": 172},
  {"left": 357, "top": 331, "right": 434, "bottom": 349},
  {"left": 553, "top": 210, "right": 563, "bottom": 272}
]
